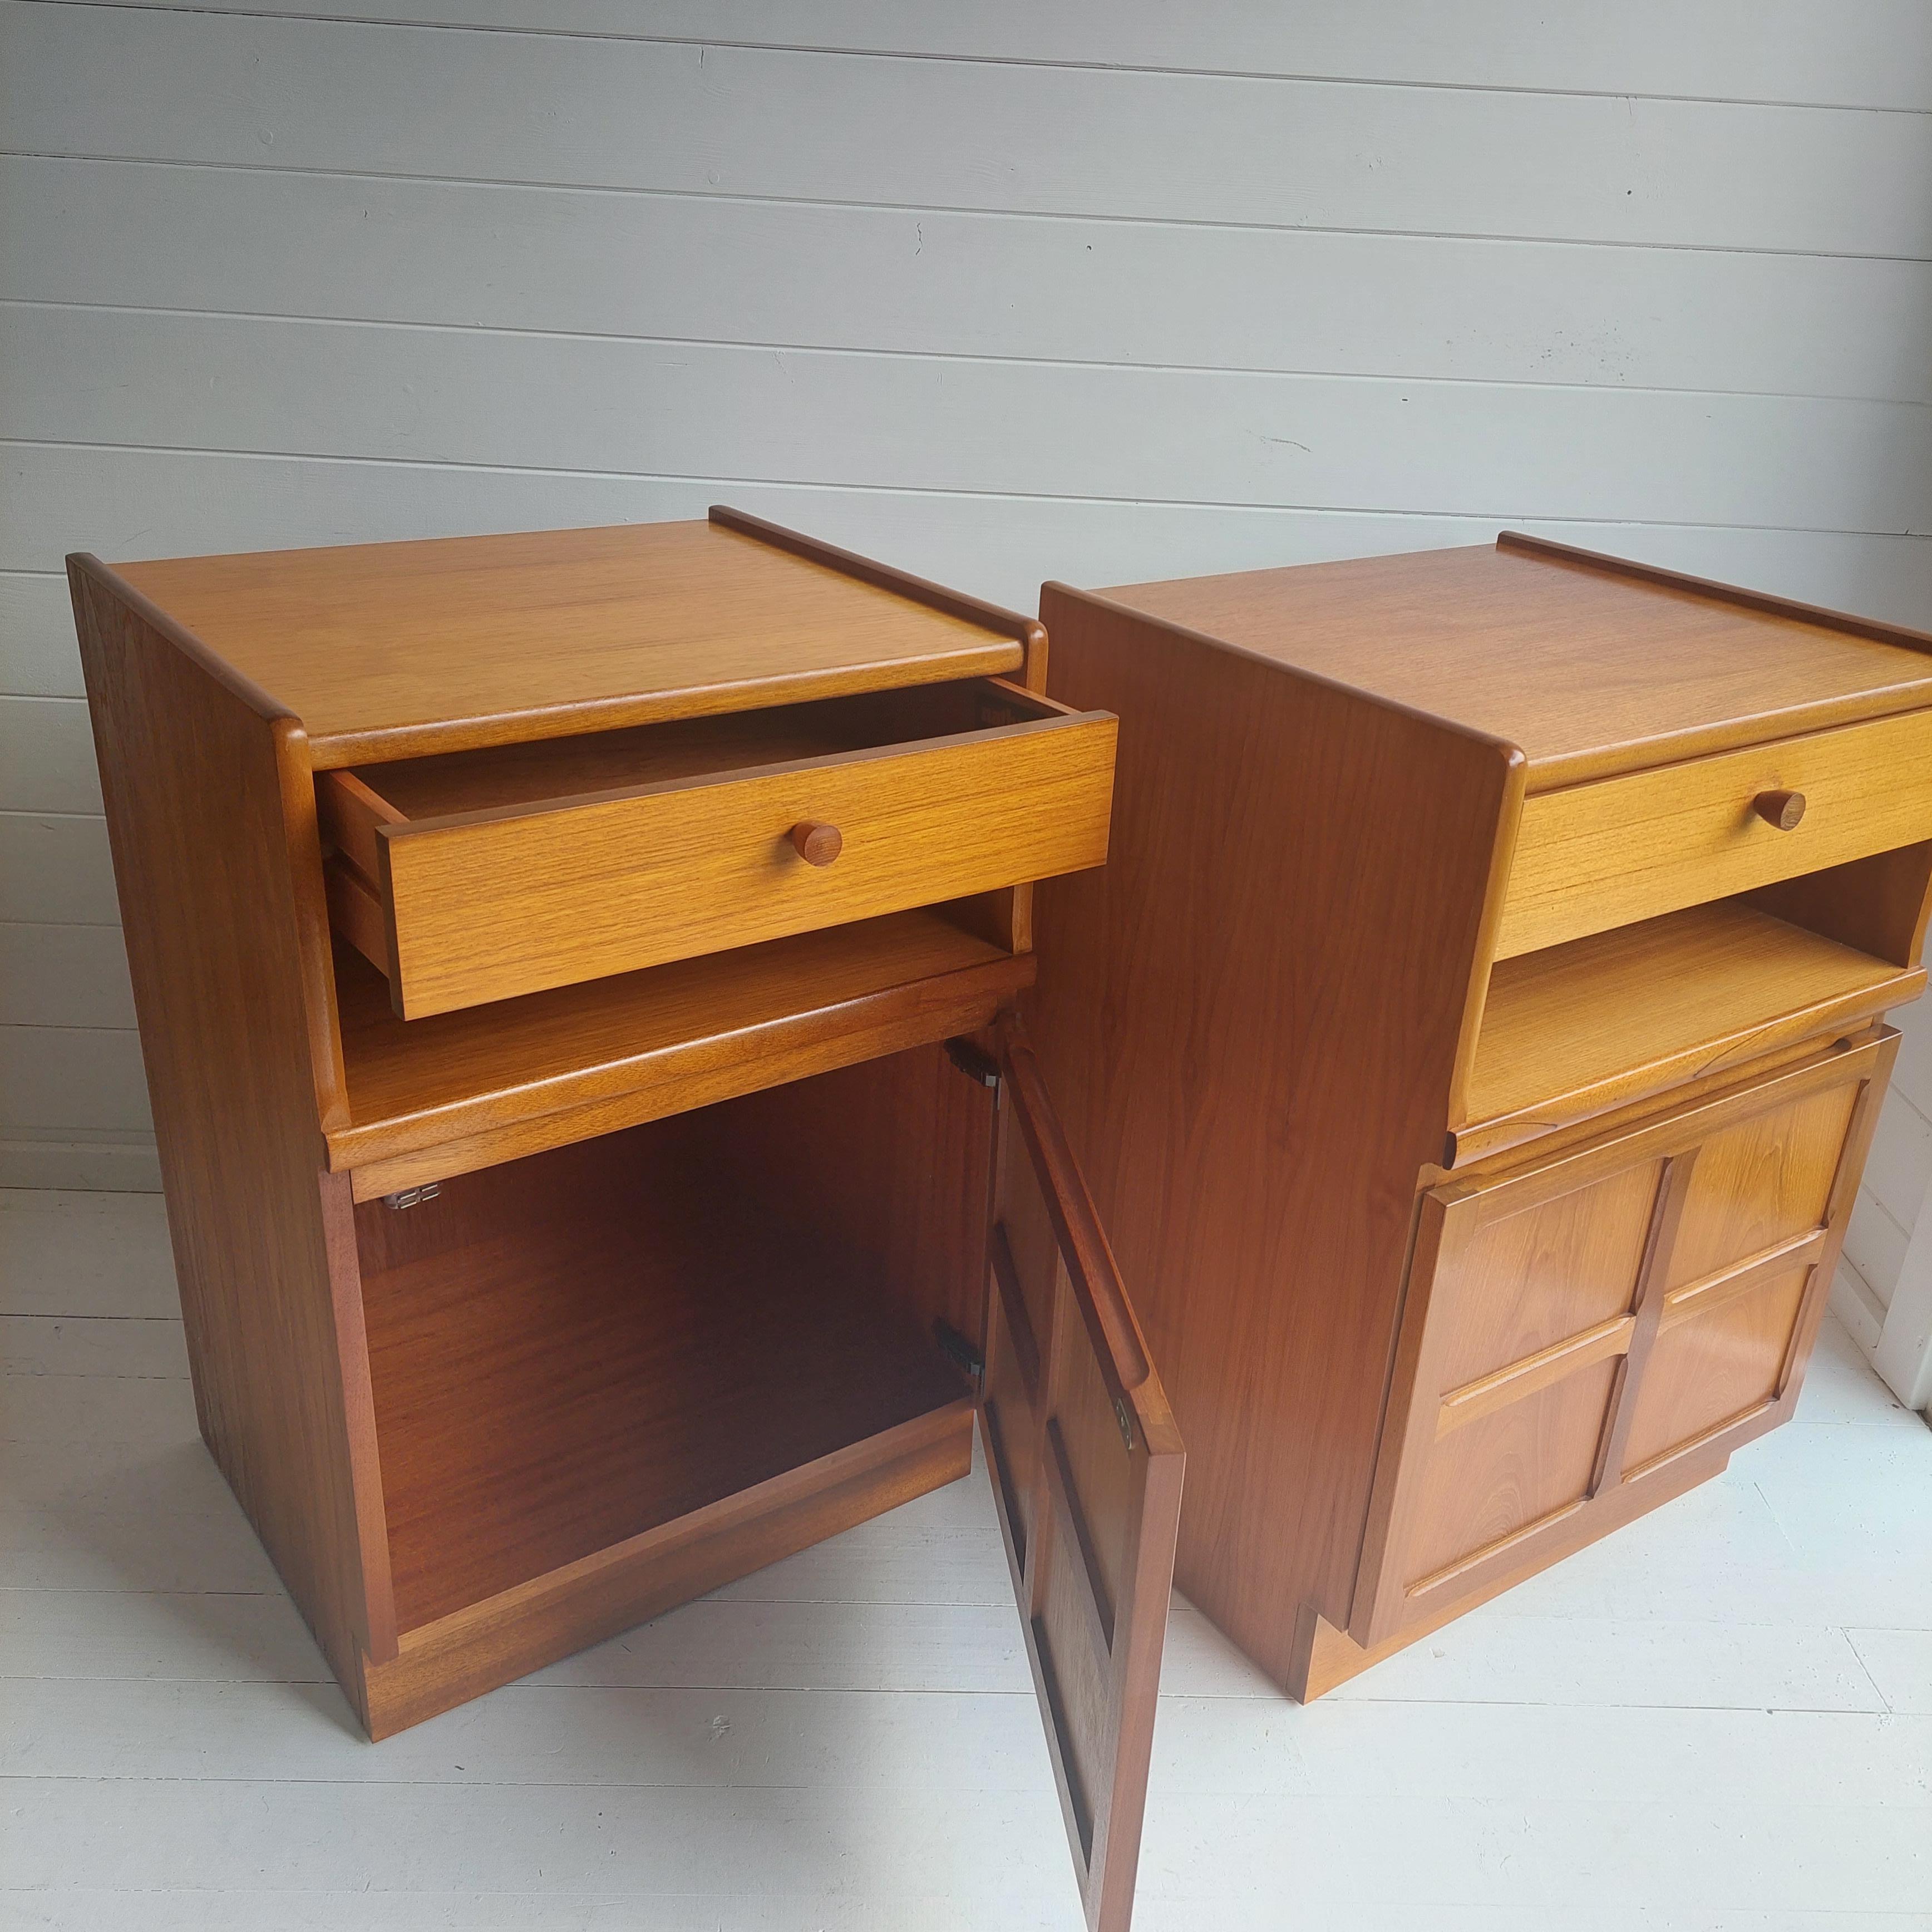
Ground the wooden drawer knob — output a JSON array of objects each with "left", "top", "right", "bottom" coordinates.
[
  {"left": 1753, "top": 788, "right": 1806, "bottom": 831},
  {"left": 789, "top": 820, "right": 843, "bottom": 866}
]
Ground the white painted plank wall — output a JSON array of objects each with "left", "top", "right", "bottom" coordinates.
[{"left": 4, "top": 0, "right": 1932, "bottom": 1208}]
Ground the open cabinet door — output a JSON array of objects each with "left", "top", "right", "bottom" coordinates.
[{"left": 978, "top": 1016, "right": 1185, "bottom": 1932}]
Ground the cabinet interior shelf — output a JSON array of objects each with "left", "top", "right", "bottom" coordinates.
[
  {"left": 1462, "top": 899, "right": 1921, "bottom": 1159},
  {"left": 360, "top": 1098, "right": 976, "bottom": 1634}
]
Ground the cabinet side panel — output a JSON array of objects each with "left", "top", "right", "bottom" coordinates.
[
  {"left": 69, "top": 561, "right": 390, "bottom": 1708},
  {"left": 1028, "top": 587, "right": 1515, "bottom": 1688}
]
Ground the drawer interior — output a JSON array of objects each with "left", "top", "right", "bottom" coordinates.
[
  {"left": 324, "top": 676, "right": 1063, "bottom": 835},
  {"left": 357, "top": 1041, "right": 990, "bottom": 1633}
]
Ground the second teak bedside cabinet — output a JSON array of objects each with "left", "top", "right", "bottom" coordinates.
[{"left": 1028, "top": 531, "right": 1932, "bottom": 1704}]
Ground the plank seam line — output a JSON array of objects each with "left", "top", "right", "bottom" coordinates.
[
  {"left": 6, "top": 298, "right": 1924, "bottom": 408},
  {"left": 4, "top": 150, "right": 1929, "bottom": 267},
  {"left": 21, "top": 2, "right": 1932, "bottom": 119},
  {"left": 4, "top": 442, "right": 1928, "bottom": 541}
]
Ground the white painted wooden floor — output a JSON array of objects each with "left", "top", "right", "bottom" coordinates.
[{"left": 3, "top": 1186, "right": 1930, "bottom": 1931}]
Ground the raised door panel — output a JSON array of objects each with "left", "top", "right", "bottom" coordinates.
[
  {"left": 1354, "top": 1031, "right": 1894, "bottom": 1652},
  {"left": 1618, "top": 1062, "right": 1881, "bottom": 1480},
  {"left": 1404, "top": 1356, "right": 1623, "bottom": 1594},
  {"left": 1349, "top": 1149, "right": 1662, "bottom": 1645},
  {"left": 1662, "top": 1082, "right": 1858, "bottom": 1288},
  {"left": 980, "top": 1019, "right": 1184, "bottom": 1932},
  {"left": 1622, "top": 1265, "right": 1812, "bottom": 1474}
]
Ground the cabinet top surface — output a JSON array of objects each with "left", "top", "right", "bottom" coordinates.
[
  {"left": 1102, "top": 540, "right": 1932, "bottom": 786},
  {"left": 105, "top": 518, "right": 1026, "bottom": 767}
]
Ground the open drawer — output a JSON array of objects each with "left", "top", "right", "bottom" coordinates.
[{"left": 318, "top": 676, "right": 1117, "bottom": 1018}]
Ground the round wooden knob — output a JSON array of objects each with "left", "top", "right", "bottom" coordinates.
[
  {"left": 789, "top": 820, "right": 843, "bottom": 866},
  {"left": 1752, "top": 789, "right": 1806, "bottom": 831}
]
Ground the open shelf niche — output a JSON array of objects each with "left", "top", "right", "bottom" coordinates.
[{"left": 1457, "top": 856, "right": 1929, "bottom": 1165}]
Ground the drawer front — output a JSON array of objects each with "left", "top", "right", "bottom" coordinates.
[
  {"left": 1350, "top": 1032, "right": 1891, "bottom": 1648},
  {"left": 361, "top": 712, "right": 1115, "bottom": 1018},
  {"left": 1496, "top": 707, "right": 1932, "bottom": 960}
]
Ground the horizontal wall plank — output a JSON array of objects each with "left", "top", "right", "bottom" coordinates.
[
  {"left": 7, "top": 6, "right": 1930, "bottom": 255},
  {"left": 1, "top": 569, "right": 79, "bottom": 697},
  {"left": 0, "top": 814, "right": 118, "bottom": 924},
  {"left": 1844, "top": 1187, "right": 1909, "bottom": 1311},
  {"left": 13, "top": 156, "right": 1932, "bottom": 405},
  {"left": 40, "top": 0, "right": 1932, "bottom": 112},
  {"left": 0, "top": 1023, "right": 150, "bottom": 1133},
  {"left": 12, "top": 308, "right": 1932, "bottom": 532},
  {"left": 0, "top": 923, "right": 135, "bottom": 1028},
  {"left": 1863, "top": 1086, "right": 1932, "bottom": 1236},
  {"left": 0, "top": 1136, "right": 161, "bottom": 1191},
  {"left": 0, "top": 697, "right": 99, "bottom": 813},
  {"left": 12, "top": 444, "right": 1932, "bottom": 635}
]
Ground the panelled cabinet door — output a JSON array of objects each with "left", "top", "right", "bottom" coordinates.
[
  {"left": 979, "top": 1018, "right": 1184, "bottom": 1932},
  {"left": 1352, "top": 1030, "right": 1895, "bottom": 1650}
]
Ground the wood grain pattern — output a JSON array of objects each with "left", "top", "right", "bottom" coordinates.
[
  {"left": 982, "top": 1018, "right": 1183, "bottom": 1932},
  {"left": 1621, "top": 1267, "right": 1812, "bottom": 1473},
  {"left": 709, "top": 504, "right": 1049, "bottom": 692},
  {"left": 1026, "top": 581, "right": 1516, "bottom": 1695},
  {"left": 1289, "top": 1424, "right": 1736, "bottom": 1701},
  {"left": 67, "top": 555, "right": 391, "bottom": 1707},
  {"left": 358, "top": 1117, "right": 973, "bottom": 1629},
  {"left": 1353, "top": 1035, "right": 1887, "bottom": 1648},
  {"left": 1435, "top": 1315, "right": 1636, "bottom": 1438},
  {"left": 1348, "top": 1159, "right": 1660, "bottom": 1645},
  {"left": 327, "top": 909, "right": 1032, "bottom": 1184},
  {"left": 1033, "top": 541, "right": 1931, "bottom": 1713},
  {"left": 1460, "top": 900, "right": 1920, "bottom": 1157},
  {"left": 1497, "top": 706, "right": 1932, "bottom": 958},
  {"left": 1494, "top": 530, "right": 1932, "bottom": 658},
  {"left": 112, "top": 514, "right": 1031, "bottom": 768},
  {"left": 368, "top": 707, "right": 1114, "bottom": 1016},
  {"left": 675, "top": 1039, "right": 998, "bottom": 1368},
  {"left": 1663, "top": 1080, "right": 1858, "bottom": 1289},
  {"left": 326, "top": 676, "right": 1077, "bottom": 822},
  {"left": 1743, "top": 840, "right": 1932, "bottom": 970},
  {"left": 1108, "top": 540, "right": 1932, "bottom": 791},
  {"left": 363, "top": 1399, "right": 973, "bottom": 1740}
]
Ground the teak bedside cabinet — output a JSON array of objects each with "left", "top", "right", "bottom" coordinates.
[
  {"left": 1028, "top": 531, "right": 1932, "bottom": 1702},
  {"left": 71, "top": 508, "right": 1182, "bottom": 1932}
]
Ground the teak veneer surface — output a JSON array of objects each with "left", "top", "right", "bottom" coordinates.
[
  {"left": 111, "top": 517, "right": 1029, "bottom": 767},
  {"left": 353, "top": 704, "right": 1113, "bottom": 1018},
  {"left": 327, "top": 910, "right": 1032, "bottom": 1171},
  {"left": 68, "top": 561, "right": 396, "bottom": 1703},
  {"left": 1107, "top": 539, "right": 1932, "bottom": 788},
  {"left": 330, "top": 678, "right": 1061, "bottom": 821},
  {"left": 1027, "top": 584, "right": 1516, "bottom": 1693},
  {"left": 363, "top": 1401, "right": 975, "bottom": 1739},
  {"left": 358, "top": 1121, "right": 970, "bottom": 1630},
  {"left": 1461, "top": 901, "right": 1921, "bottom": 1152}
]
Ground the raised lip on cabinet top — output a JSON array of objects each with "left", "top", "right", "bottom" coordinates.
[
  {"left": 87, "top": 506, "right": 1043, "bottom": 770},
  {"left": 1085, "top": 530, "right": 1932, "bottom": 792}
]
